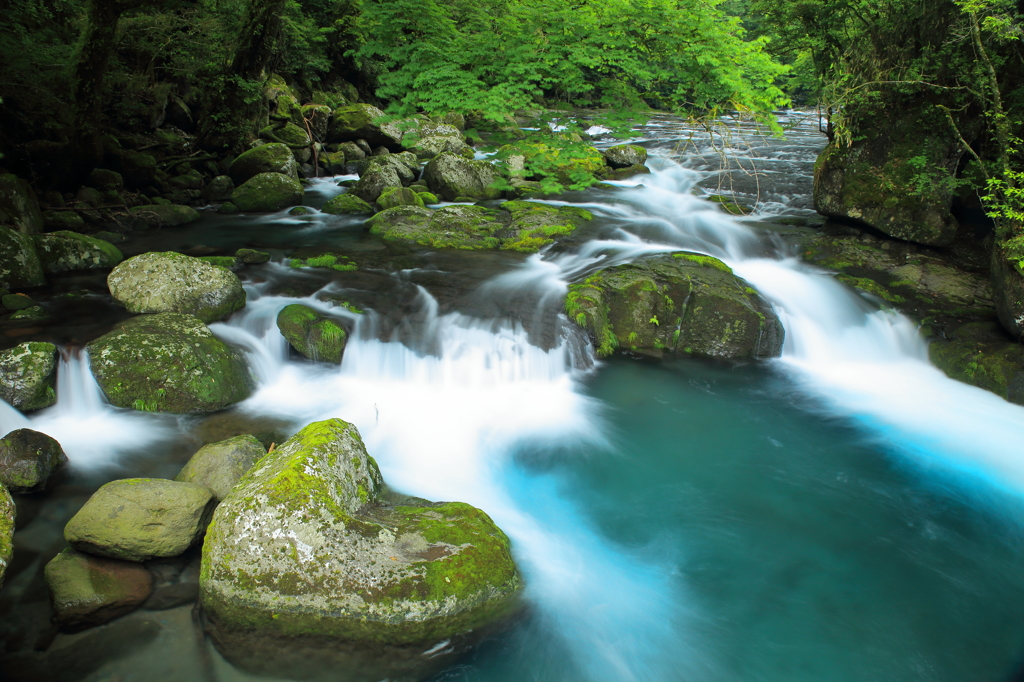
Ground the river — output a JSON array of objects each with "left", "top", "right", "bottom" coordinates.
[{"left": 2, "top": 112, "right": 1024, "bottom": 682}]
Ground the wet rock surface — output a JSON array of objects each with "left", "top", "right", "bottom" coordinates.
[
  {"left": 0, "top": 342, "right": 57, "bottom": 411},
  {"left": 0, "top": 429, "right": 66, "bottom": 493},
  {"left": 44, "top": 548, "right": 154, "bottom": 631},
  {"left": 175, "top": 434, "right": 267, "bottom": 502}
]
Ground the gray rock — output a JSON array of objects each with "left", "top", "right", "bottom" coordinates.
[
  {"left": 33, "top": 231, "right": 123, "bottom": 274},
  {"left": 107, "top": 251, "right": 246, "bottom": 323},
  {"left": 175, "top": 434, "right": 266, "bottom": 502},
  {"left": 65, "top": 478, "right": 216, "bottom": 562},
  {"left": 0, "top": 341, "right": 57, "bottom": 411},
  {"left": 408, "top": 135, "right": 474, "bottom": 160},
  {"left": 349, "top": 165, "right": 403, "bottom": 204},
  {"left": 44, "top": 548, "right": 154, "bottom": 631},
  {"left": 201, "top": 419, "right": 521, "bottom": 671},
  {"left": 0, "top": 429, "right": 66, "bottom": 493},
  {"left": 601, "top": 144, "right": 648, "bottom": 168},
  {"left": 0, "top": 173, "right": 43, "bottom": 234},
  {"left": 228, "top": 143, "right": 299, "bottom": 184},
  {"left": 0, "top": 225, "right": 46, "bottom": 289},
  {"left": 423, "top": 152, "right": 501, "bottom": 201},
  {"left": 87, "top": 313, "right": 254, "bottom": 414}
]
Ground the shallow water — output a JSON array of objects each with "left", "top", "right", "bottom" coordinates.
[{"left": 2, "top": 112, "right": 1024, "bottom": 682}]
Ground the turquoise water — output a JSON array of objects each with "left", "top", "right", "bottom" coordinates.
[{"left": 445, "top": 357, "right": 1024, "bottom": 682}]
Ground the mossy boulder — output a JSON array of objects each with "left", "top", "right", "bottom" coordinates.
[
  {"left": 176, "top": 435, "right": 267, "bottom": 502},
  {"left": 601, "top": 145, "right": 647, "bottom": 169},
  {"left": 368, "top": 201, "right": 592, "bottom": 253},
  {"left": 128, "top": 204, "right": 200, "bottom": 228},
  {"left": 205, "top": 175, "right": 235, "bottom": 202},
  {"left": 377, "top": 186, "right": 425, "bottom": 211},
  {"left": 356, "top": 152, "right": 419, "bottom": 181},
  {"left": 33, "top": 230, "right": 123, "bottom": 274},
  {"left": 500, "top": 141, "right": 608, "bottom": 187},
  {"left": 231, "top": 172, "right": 304, "bottom": 212},
  {"left": 44, "top": 548, "right": 154, "bottom": 631},
  {"left": 200, "top": 419, "right": 521, "bottom": 674},
  {"left": 43, "top": 210, "right": 86, "bottom": 231},
  {"left": 107, "top": 251, "right": 246, "bottom": 323},
  {"left": 813, "top": 104, "right": 969, "bottom": 246},
  {"left": 566, "top": 252, "right": 784, "bottom": 359},
  {"left": 65, "top": 478, "right": 217, "bottom": 562},
  {"left": 235, "top": 248, "right": 270, "bottom": 264},
  {"left": 408, "top": 135, "right": 474, "bottom": 161},
  {"left": 276, "top": 304, "right": 348, "bottom": 363},
  {"left": 89, "top": 168, "right": 123, "bottom": 192},
  {"left": 3, "top": 293, "right": 34, "bottom": 311},
  {"left": 349, "top": 164, "right": 403, "bottom": 204},
  {"left": 327, "top": 103, "right": 404, "bottom": 150},
  {"left": 0, "top": 485, "right": 11, "bottom": 588},
  {"left": 0, "top": 428, "right": 66, "bottom": 493},
  {"left": 0, "top": 225, "right": 45, "bottom": 288},
  {"left": 229, "top": 143, "right": 299, "bottom": 184},
  {"left": 87, "top": 313, "right": 254, "bottom": 413},
  {"left": 0, "top": 173, "right": 43, "bottom": 234},
  {"left": 259, "top": 122, "right": 311, "bottom": 148},
  {"left": 992, "top": 245, "right": 1024, "bottom": 341},
  {"left": 322, "top": 193, "right": 374, "bottom": 215},
  {"left": 322, "top": 150, "right": 348, "bottom": 175},
  {"left": 0, "top": 341, "right": 57, "bottom": 411},
  {"left": 929, "top": 322, "right": 1024, "bottom": 404},
  {"left": 423, "top": 153, "right": 501, "bottom": 201},
  {"left": 301, "top": 104, "right": 332, "bottom": 140}
]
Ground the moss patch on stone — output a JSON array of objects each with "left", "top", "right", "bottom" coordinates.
[
  {"left": 33, "top": 231, "right": 123, "bottom": 273},
  {"left": 0, "top": 341, "right": 57, "bottom": 410},
  {"left": 276, "top": 304, "right": 348, "bottom": 363}
]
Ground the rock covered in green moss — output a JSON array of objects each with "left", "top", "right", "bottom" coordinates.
[
  {"left": 0, "top": 173, "right": 43, "bottom": 234},
  {"left": 235, "top": 248, "right": 270, "bottom": 264},
  {"left": 408, "top": 135, "right": 474, "bottom": 161},
  {"left": 322, "top": 193, "right": 373, "bottom": 215},
  {"left": 107, "top": 251, "right": 246, "bottom": 323},
  {"left": 10, "top": 305, "right": 47, "bottom": 321},
  {"left": 601, "top": 145, "right": 647, "bottom": 168},
  {"left": 0, "top": 341, "right": 57, "bottom": 410},
  {"left": 44, "top": 548, "right": 154, "bottom": 631},
  {"left": 276, "top": 304, "right": 348, "bottom": 363},
  {"left": 0, "top": 225, "right": 45, "bottom": 288},
  {"left": 229, "top": 143, "right": 299, "bottom": 184},
  {"left": 423, "top": 153, "right": 501, "bottom": 201},
  {"left": 176, "top": 435, "right": 267, "bottom": 502},
  {"left": 205, "top": 175, "right": 235, "bottom": 202},
  {"left": 3, "top": 293, "right": 34, "bottom": 311},
  {"left": 566, "top": 252, "right": 783, "bottom": 359},
  {"left": 327, "top": 103, "right": 403, "bottom": 150},
  {"left": 0, "top": 486, "right": 12, "bottom": 589},
  {"left": 200, "top": 419, "right": 521, "bottom": 663},
  {"left": 377, "top": 186, "right": 425, "bottom": 211},
  {"left": 259, "top": 122, "right": 310, "bottom": 148},
  {"left": 0, "top": 429, "right": 66, "bottom": 493},
  {"left": 231, "top": 172, "right": 304, "bottom": 212},
  {"left": 87, "top": 313, "right": 254, "bottom": 413},
  {"left": 356, "top": 153, "right": 419, "bottom": 183},
  {"left": 65, "top": 478, "right": 216, "bottom": 561},
  {"left": 129, "top": 204, "right": 200, "bottom": 228},
  {"left": 43, "top": 210, "right": 86, "bottom": 231},
  {"left": 349, "top": 164, "right": 403, "bottom": 204},
  {"left": 992, "top": 246, "right": 1024, "bottom": 341},
  {"left": 929, "top": 321, "right": 1024, "bottom": 404},
  {"left": 368, "top": 201, "right": 592, "bottom": 252},
  {"left": 33, "top": 230, "right": 123, "bottom": 273}
]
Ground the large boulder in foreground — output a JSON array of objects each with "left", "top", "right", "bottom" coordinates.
[
  {"left": 229, "top": 143, "right": 299, "bottom": 184},
  {"left": 87, "top": 313, "right": 254, "bottom": 413},
  {"left": 0, "top": 225, "right": 45, "bottom": 289},
  {"left": 567, "top": 252, "right": 784, "bottom": 359},
  {"left": 44, "top": 548, "right": 154, "bottom": 631},
  {"left": 368, "top": 201, "right": 592, "bottom": 253},
  {"left": 176, "top": 435, "right": 266, "bottom": 502},
  {"left": 33, "top": 230, "right": 122, "bottom": 273},
  {"left": 0, "top": 341, "right": 57, "bottom": 411},
  {"left": 231, "top": 172, "right": 304, "bottom": 212},
  {"left": 201, "top": 419, "right": 521, "bottom": 679},
  {"left": 276, "top": 304, "right": 348, "bottom": 363},
  {"left": 107, "top": 251, "right": 245, "bottom": 323},
  {"left": 422, "top": 153, "right": 501, "bottom": 201},
  {"left": 0, "top": 428, "right": 66, "bottom": 493},
  {"left": 0, "top": 486, "right": 12, "bottom": 589},
  {"left": 65, "top": 478, "right": 216, "bottom": 561}
]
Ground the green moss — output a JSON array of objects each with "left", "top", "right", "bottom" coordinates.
[
  {"left": 836, "top": 274, "right": 906, "bottom": 303},
  {"left": 671, "top": 251, "right": 733, "bottom": 273},
  {"left": 290, "top": 253, "right": 357, "bottom": 272},
  {"left": 199, "top": 256, "right": 240, "bottom": 269},
  {"left": 277, "top": 304, "right": 347, "bottom": 363}
]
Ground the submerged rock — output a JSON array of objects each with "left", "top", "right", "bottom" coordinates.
[
  {"left": 566, "top": 252, "right": 784, "bottom": 359},
  {"left": 368, "top": 201, "right": 592, "bottom": 252},
  {"left": 0, "top": 429, "right": 66, "bottom": 493},
  {"left": 231, "top": 172, "right": 304, "bottom": 212},
  {"left": 0, "top": 341, "right": 57, "bottom": 411},
  {"left": 33, "top": 231, "right": 123, "bottom": 273},
  {"left": 176, "top": 434, "right": 266, "bottom": 502},
  {"left": 0, "top": 225, "right": 46, "bottom": 289},
  {"left": 201, "top": 419, "right": 521, "bottom": 678},
  {"left": 107, "top": 251, "right": 246, "bottom": 323},
  {"left": 65, "top": 478, "right": 216, "bottom": 562},
  {"left": 276, "top": 304, "right": 348, "bottom": 363},
  {"left": 87, "top": 313, "right": 254, "bottom": 413},
  {"left": 422, "top": 153, "right": 501, "bottom": 201},
  {"left": 44, "top": 548, "right": 154, "bottom": 631},
  {"left": 229, "top": 143, "right": 299, "bottom": 184},
  {"left": 0, "top": 486, "right": 12, "bottom": 589}
]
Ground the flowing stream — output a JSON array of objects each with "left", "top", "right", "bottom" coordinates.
[{"left": 2, "top": 112, "right": 1024, "bottom": 682}]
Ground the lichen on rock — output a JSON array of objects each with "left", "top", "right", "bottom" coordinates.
[
  {"left": 33, "top": 230, "right": 123, "bottom": 274},
  {"left": 0, "top": 428, "right": 66, "bottom": 493},
  {"left": 0, "top": 341, "right": 57, "bottom": 411},
  {"left": 422, "top": 153, "right": 502, "bottom": 201},
  {"left": 0, "top": 225, "right": 46, "bottom": 289}
]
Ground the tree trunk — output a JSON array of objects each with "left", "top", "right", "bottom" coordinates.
[{"left": 70, "top": 0, "right": 124, "bottom": 169}]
